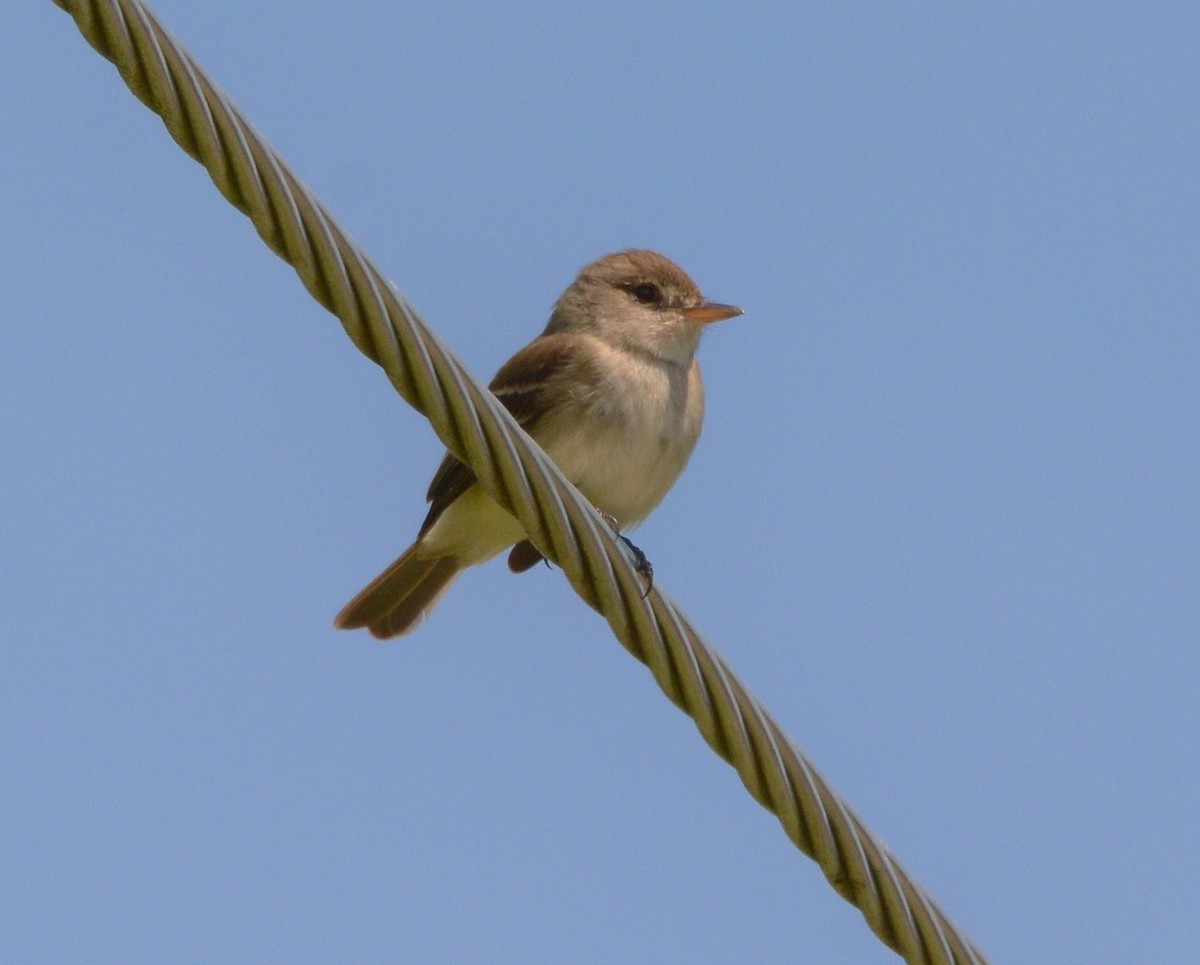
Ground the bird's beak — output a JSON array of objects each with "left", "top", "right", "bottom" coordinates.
[{"left": 681, "top": 302, "right": 743, "bottom": 325}]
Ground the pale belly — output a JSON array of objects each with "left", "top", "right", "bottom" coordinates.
[
  {"left": 421, "top": 484, "right": 527, "bottom": 564},
  {"left": 423, "top": 350, "right": 703, "bottom": 565},
  {"left": 545, "top": 417, "right": 694, "bottom": 526}
]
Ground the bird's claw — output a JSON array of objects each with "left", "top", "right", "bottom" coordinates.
[
  {"left": 597, "top": 510, "right": 653, "bottom": 596},
  {"left": 619, "top": 535, "right": 654, "bottom": 597}
]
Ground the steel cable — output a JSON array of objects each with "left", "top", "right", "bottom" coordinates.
[{"left": 51, "top": 1, "right": 989, "bottom": 961}]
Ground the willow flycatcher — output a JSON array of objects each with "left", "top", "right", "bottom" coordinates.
[{"left": 335, "top": 249, "right": 741, "bottom": 638}]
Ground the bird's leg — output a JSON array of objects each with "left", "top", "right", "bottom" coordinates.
[
  {"left": 620, "top": 536, "right": 654, "bottom": 597},
  {"left": 507, "top": 539, "right": 547, "bottom": 573},
  {"left": 598, "top": 511, "right": 654, "bottom": 597}
]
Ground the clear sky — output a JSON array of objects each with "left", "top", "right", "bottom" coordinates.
[{"left": 5, "top": 3, "right": 1197, "bottom": 963}]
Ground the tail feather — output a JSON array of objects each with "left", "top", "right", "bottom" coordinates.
[{"left": 334, "top": 546, "right": 461, "bottom": 639}]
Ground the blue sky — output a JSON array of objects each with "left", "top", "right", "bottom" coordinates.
[{"left": 4, "top": 3, "right": 1197, "bottom": 962}]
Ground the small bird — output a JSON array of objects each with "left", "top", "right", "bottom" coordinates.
[{"left": 335, "top": 250, "right": 742, "bottom": 638}]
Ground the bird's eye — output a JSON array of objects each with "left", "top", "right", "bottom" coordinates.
[{"left": 630, "top": 283, "right": 660, "bottom": 304}]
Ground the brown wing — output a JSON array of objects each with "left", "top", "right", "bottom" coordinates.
[{"left": 417, "top": 333, "right": 581, "bottom": 537}]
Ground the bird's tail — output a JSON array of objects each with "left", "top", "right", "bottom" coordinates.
[{"left": 334, "top": 545, "right": 462, "bottom": 639}]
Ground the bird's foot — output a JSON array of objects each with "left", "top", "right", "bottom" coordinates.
[
  {"left": 619, "top": 535, "right": 654, "bottom": 597},
  {"left": 596, "top": 511, "right": 653, "bottom": 596}
]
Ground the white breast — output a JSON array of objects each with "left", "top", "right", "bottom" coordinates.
[{"left": 538, "top": 345, "right": 704, "bottom": 528}]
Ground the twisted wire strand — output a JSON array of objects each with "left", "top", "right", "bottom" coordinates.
[{"left": 51, "top": 1, "right": 989, "bottom": 961}]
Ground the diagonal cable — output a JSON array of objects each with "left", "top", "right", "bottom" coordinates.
[{"left": 50, "top": 1, "right": 989, "bottom": 961}]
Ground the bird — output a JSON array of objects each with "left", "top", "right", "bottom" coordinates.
[{"left": 334, "top": 249, "right": 742, "bottom": 638}]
